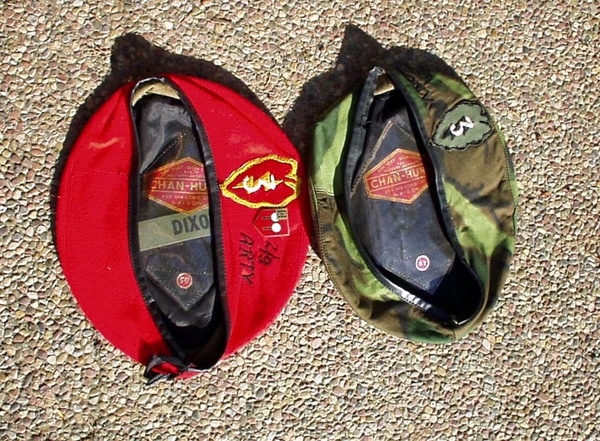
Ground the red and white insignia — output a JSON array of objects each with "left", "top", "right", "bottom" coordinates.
[
  {"left": 253, "top": 208, "right": 290, "bottom": 238},
  {"left": 176, "top": 273, "right": 193, "bottom": 289},
  {"left": 144, "top": 157, "right": 209, "bottom": 214},
  {"left": 363, "top": 149, "right": 428, "bottom": 204},
  {"left": 415, "top": 255, "right": 430, "bottom": 272},
  {"left": 221, "top": 155, "right": 300, "bottom": 209}
]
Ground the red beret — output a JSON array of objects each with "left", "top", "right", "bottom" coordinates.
[{"left": 55, "top": 75, "right": 309, "bottom": 382}]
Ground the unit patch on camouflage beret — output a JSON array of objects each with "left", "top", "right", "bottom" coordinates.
[{"left": 432, "top": 101, "right": 493, "bottom": 151}]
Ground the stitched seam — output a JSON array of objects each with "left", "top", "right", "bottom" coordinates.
[
  {"left": 146, "top": 266, "right": 207, "bottom": 275},
  {"left": 141, "top": 133, "right": 187, "bottom": 174},
  {"left": 71, "top": 169, "right": 128, "bottom": 177}
]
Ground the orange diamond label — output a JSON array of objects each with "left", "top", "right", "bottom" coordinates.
[
  {"left": 363, "top": 149, "right": 428, "bottom": 204},
  {"left": 221, "top": 155, "right": 300, "bottom": 209},
  {"left": 144, "top": 157, "right": 209, "bottom": 214}
]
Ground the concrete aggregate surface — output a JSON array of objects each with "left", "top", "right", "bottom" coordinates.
[{"left": 1, "top": 0, "right": 599, "bottom": 439}]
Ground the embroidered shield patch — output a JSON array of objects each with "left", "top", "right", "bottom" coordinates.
[
  {"left": 431, "top": 100, "right": 494, "bottom": 150},
  {"left": 221, "top": 155, "right": 300, "bottom": 208}
]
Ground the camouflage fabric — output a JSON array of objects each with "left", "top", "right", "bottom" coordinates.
[{"left": 311, "top": 60, "right": 517, "bottom": 342}]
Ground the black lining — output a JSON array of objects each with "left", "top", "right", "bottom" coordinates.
[
  {"left": 127, "top": 77, "right": 230, "bottom": 367},
  {"left": 140, "top": 133, "right": 184, "bottom": 174},
  {"left": 386, "top": 68, "right": 485, "bottom": 325},
  {"left": 168, "top": 77, "right": 230, "bottom": 366},
  {"left": 345, "top": 68, "right": 379, "bottom": 196},
  {"left": 128, "top": 78, "right": 188, "bottom": 363},
  {"left": 340, "top": 68, "right": 458, "bottom": 326}
]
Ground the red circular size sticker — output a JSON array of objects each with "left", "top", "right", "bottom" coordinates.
[
  {"left": 176, "top": 273, "right": 193, "bottom": 289},
  {"left": 415, "top": 255, "right": 430, "bottom": 272}
]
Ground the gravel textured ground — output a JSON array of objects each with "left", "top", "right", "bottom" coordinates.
[{"left": 1, "top": 1, "right": 599, "bottom": 440}]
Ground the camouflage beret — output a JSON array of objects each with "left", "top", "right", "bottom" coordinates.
[{"left": 310, "top": 58, "right": 517, "bottom": 342}]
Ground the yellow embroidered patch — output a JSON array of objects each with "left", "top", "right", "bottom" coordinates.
[{"left": 221, "top": 155, "right": 301, "bottom": 208}]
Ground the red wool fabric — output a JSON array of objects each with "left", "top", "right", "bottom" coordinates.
[{"left": 55, "top": 74, "right": 309, "bottom": 368}]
